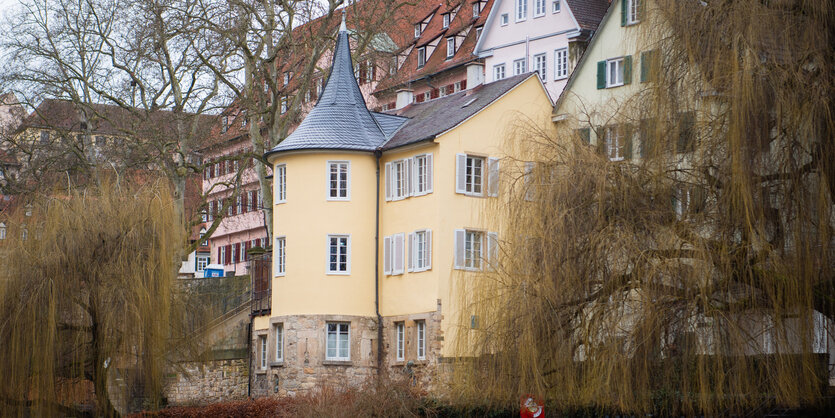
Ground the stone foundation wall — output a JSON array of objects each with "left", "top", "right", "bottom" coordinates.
[
  {"left": 381, "top": 300, "right": 445, "bottom": 390},
  {"left": 250, "top": 301, "right": 448, "bottom": 397},
  {"left": 164, "top": 359, "right": 248, "bottom": 406},
  {"left": 251, "top": 314, "right": 379, "bottom": 397}
]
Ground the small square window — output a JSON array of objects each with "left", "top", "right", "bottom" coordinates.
[
  {"left": 494, "top": 64, "right": 506, "bottom": 81},
  {"left": 552, "top": 0, "right": 561, "bottom": 13},
  {"left": 500, "top": 13, "right": 509, "bottom": 26},
  {"left": 446, "top": 38, "right": 455, "bottom": 58},
  {"left": 607, "top": 58, "right": 625, "bottom": 88}
]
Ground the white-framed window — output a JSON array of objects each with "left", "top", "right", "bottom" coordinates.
[
  {"left": 454, "top": 81, "right": 462, "bottom": 92},
  {"left": 416, "top": 320, "right": 426, "bottom": 360},
  {"left": 219, "top": 245, "right": 226, "bottom": 265},
  {"left": 414, "top": 24, "right": 421, "bottom": 37},
  {"left": 454, "top": 229, "right": 498, "bottom": 270},
  {"left": 554, "top": 48, "right": 568, "bottom": 79},
  {"left": 280, "top": 97, "right": 288, "bottom": 114},
  {"left": 552, "top": 0, "right": 561, "bottom": 13},
  {"left": 413, "top": 153, "right": 433, "bottom": 195},
  {"left": 627, "top": 0, "right": 640, "bottom": 25},
  {"left": 417, "top": 47, "right": 426, "bottom": 68},
  {"left": 326, "top": 322, "right": 350, "bottom": 361},
  {"left": 423, "top": 91, "right": 431, "bottom": 102},
  {"left": 439, "top": 85, "right": 448, "bottom": 97},
  {"left": 200, "top": 228, "right": 208, "bottom": 246},
  {"left": 516, "top": 0, "right": 527, "bottom": 21},
  {"left": 383, "top": 232, "right": 405, "bottom": 276},
  {"left": 283, "top": 72, "right": 290, "bottom": 85},
  {"left": 395, "top": 322, "right": 405, "bottom": 361},
  {"left": 274, "top": 323, "right": 284, "bottom": 362},
  {"left": 221, "top": 115, "right": 229, "bottom": 133},
  {"left": 476, "top": 27, "right": 482, "bottom": 40},
  {"left": 408, "top": 229, "right": 432, "bottom": 272},
  {"left": 385, "top": 154, "right": 432, "bottom": 201},
  {"left": 455, "top": 154, "right": 485, "bottom": 196},
  {"left": 533, "top": 53, "right": 547, "bottom": 81},
  {"left": 442, "top": 13, "right": 450, "bottom": 28},
  {"left": 607, "top": 57, "right": 625, "bottom": 87},
  {"left": 513, "top": 58, "right": 527, "bottom": 75},
  {"left": 473, "top": 3, "right": 480, "bottom": 17},
  {"left": 605, "top": 125, "right": 625, "bottom": 161},
  {"left": 275, "top": 164, "right": 287, "bottom": 203},
  {"left": 327, "top": 161, "right": 350, "bottom": 200},
  {"left": 494, "top": 64, "right": 506, "bottom": 81},
  {"left": 275, "top": 236, "right": 286, "bottom": 276},
  {"left": 0, "top": 223, "right": 6, "bottom": 240},
  {"left": 500, "top": 13, "right": 509, "bottom": 26},
  {"left": 231, "top": 243, "right": 237, "bottom": 264},
  {"left": 446, "top": 38, "right": 455, "bottom": 58},
  {"left": 534, "top": 0, "right": 546, "bottom": 17},
  {"left": 259, "top": 335, "right": 267, "bottom": 370},
  {"left": 327, "top": 235, "right": 350, "bottom": 274},
  {"left": 196, "top": 255, "right": 209, "bottom": 272},
  {"left": 236, "top": 195, "right": 242, "bottom": 214}
]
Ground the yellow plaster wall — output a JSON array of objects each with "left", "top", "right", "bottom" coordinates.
[
  {"left": 380, "top": 76, "right": 556, "bottom": 356},
  {"left": 270, "top": 151, "right": 378, "bottom": 317}
]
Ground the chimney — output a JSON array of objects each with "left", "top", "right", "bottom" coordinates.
[
  {"left": 395, "top": 88, "right": 414, "bottom": 110},
  {"left": 465, "top": 62, "right": 485, "bottom": 89}
]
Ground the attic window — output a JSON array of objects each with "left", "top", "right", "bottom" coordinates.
[
  {"left": 417, "top": 47, "right": 427, "bottom": 68},
  {"left": 443, "top": 13, "right": 450, "bottom": 28},
  {"left": 473, "top": 3, "right": 480, "bottom": 18},
  {"left": 414, "top": 24, "right": 422, "bottom": 37},
  {"left": 221, "top": 115, "right": 229, "bottom": 133},
  {"left": 446, "top": 38, "right": 455, "bottom": 58}
]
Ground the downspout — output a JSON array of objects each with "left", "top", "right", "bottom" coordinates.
[
  {"left": 374, "top": 150, "right": 384, "bottom": 375},
  {"left": 247, "top": 315, "right": 253, "bottom": 397}
]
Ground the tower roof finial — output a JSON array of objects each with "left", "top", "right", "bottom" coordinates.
[{"left": 339, "top": 9, "right": 347, "bottom": 32}]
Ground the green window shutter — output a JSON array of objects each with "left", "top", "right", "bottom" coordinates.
[
  {"left": 640, "top": 51, "right": 649, "bottom": 83},
  {"left": 623, "top": 55, "right": 633, "bottom": 85},
  {"left": 623, "top": 124, "right": 634, "bottom": 160},
  {"left": 639, "top": 118, "right": 656, "bottom": 158},
  {"left": 621, "top": 0, "right": 627, "bottom": 26},
  {"left": 597, "top": 128, "right": 607, "bottom": 155},
  {"left": 597, "top": 61, "right": 606, "bottom": 89},
  {"left": 676, "top": 111, "right": 695, "bottom": 153},
  {"left": 577, "top": 127, "right": 591, "bottom": 144}
]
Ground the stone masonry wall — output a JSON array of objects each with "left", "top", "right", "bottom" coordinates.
[
  {"left": 251, "top": 314, "right": 379, "bottom": 397},
  {"left": 164, "top": 359, "right": 248, "bottom": 406},
  {"left": 381, "top": 300, "right": 445, "bottom": 390}
]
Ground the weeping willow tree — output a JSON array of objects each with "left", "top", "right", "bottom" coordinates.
[
  {"left": 453, "top": 0, "right": 834, "bottom": 414},
  {"left": 0, "top": 179, "right": 186, "bottom": 416}
]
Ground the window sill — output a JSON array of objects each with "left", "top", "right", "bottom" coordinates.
[
  {"left": 326, "top": 198, "right": 351, "bottom": 202},
  {"left": 326, "top": 272, "right": 351, "bottom": 276},
  {"left": 323, "top": 360, "right": 352, "bottom": 366},
  {"left": 533, "top": 14, "right": 545, "bottom": 19},
  {"left": 270, "top": 361, "right": 284, "bottom": 368},
  {"left": 255, "top": 369, "right": 267, "bottom": 375},
  {"left": 554, "top": 75, "right": 568, "bottom": 81},
  {"left": 606, "top": 83, "right": 625, "bottom": 89}
]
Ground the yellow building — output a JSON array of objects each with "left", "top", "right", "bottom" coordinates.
[{"left": 257, "top": 15, "right": 554, "bottom": 394}]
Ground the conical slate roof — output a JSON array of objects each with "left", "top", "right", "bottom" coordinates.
[{"left": 266, "top": 14, "right": 405, "bottom": 156}]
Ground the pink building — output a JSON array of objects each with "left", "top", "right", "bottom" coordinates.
[{"left": 474, "top": 0, "right": 608, "bottom": 101}]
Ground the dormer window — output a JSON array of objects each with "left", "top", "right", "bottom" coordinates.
[
  {"left": 473, "top": 3, "right": 480, "bottom": 18},
  {"left": 414, "top": 24, "right": 422, "bottom": 37},
  {"left": 283, "top": 71, "right": 290, "bottom": 85},
  {"left": 443, "top": 13, "right": 450, "bottom": 28},
  {"left": 446, "top": 38, "right": 455, "bottom": 58},
  {"left": 221, "top": 115, "right": 229, "bottom": 133},
  {"left": 417, "top": 47, "right": 427, "bottom": 68},
  {"left": 241, "top": 113, "right": 247, "bottom": 127}
]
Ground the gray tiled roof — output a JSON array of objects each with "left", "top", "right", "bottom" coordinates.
[
  {"left": 266, "top": 21, "right": 404, "bottom": 156},
  {"left": 566, "top": 0, "right": 610, "bottom": 32},
  {"left": 380, "top": 73, "right": 534, "bottom": 151}
]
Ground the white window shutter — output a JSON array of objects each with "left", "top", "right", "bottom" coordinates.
[
  {"left": 425, "top": 229, "right": 432, "bottom": 270},
  {"left": 488, "top": 157, "right": 500, "bottom": 197},
  {"left": 426, "top": 153, "right": 434, "bottom": 193},
  {"left": 406, "top": 158, "right": 413, "bottom": 196},
  {"left": 454, "top": 229, "right": 466, "bottom": 269},
  {"left": 487, "top": 232, "right": 498, "bottom": 269},
  {"left": 385, "top": 162, "right": 392, "bottom": 201},
  {"left": 455, "top": 154, "right": 467, "bottom": 194},
  {"left": 407, "top": 232, "right": 414, "bottom": 272},
  {"left": 394, "top": 233, "right": 405, "bottom": 274},
  {"left": 383, "top": 236, "right": 391, "bottom": 275}
]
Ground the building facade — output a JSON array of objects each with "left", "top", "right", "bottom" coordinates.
[
  {"left": 253, "top": 16, "right": 554, "bottom": 395},
  {"left": 474, "top": 0, "right": 607, "bottom": 101}
]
